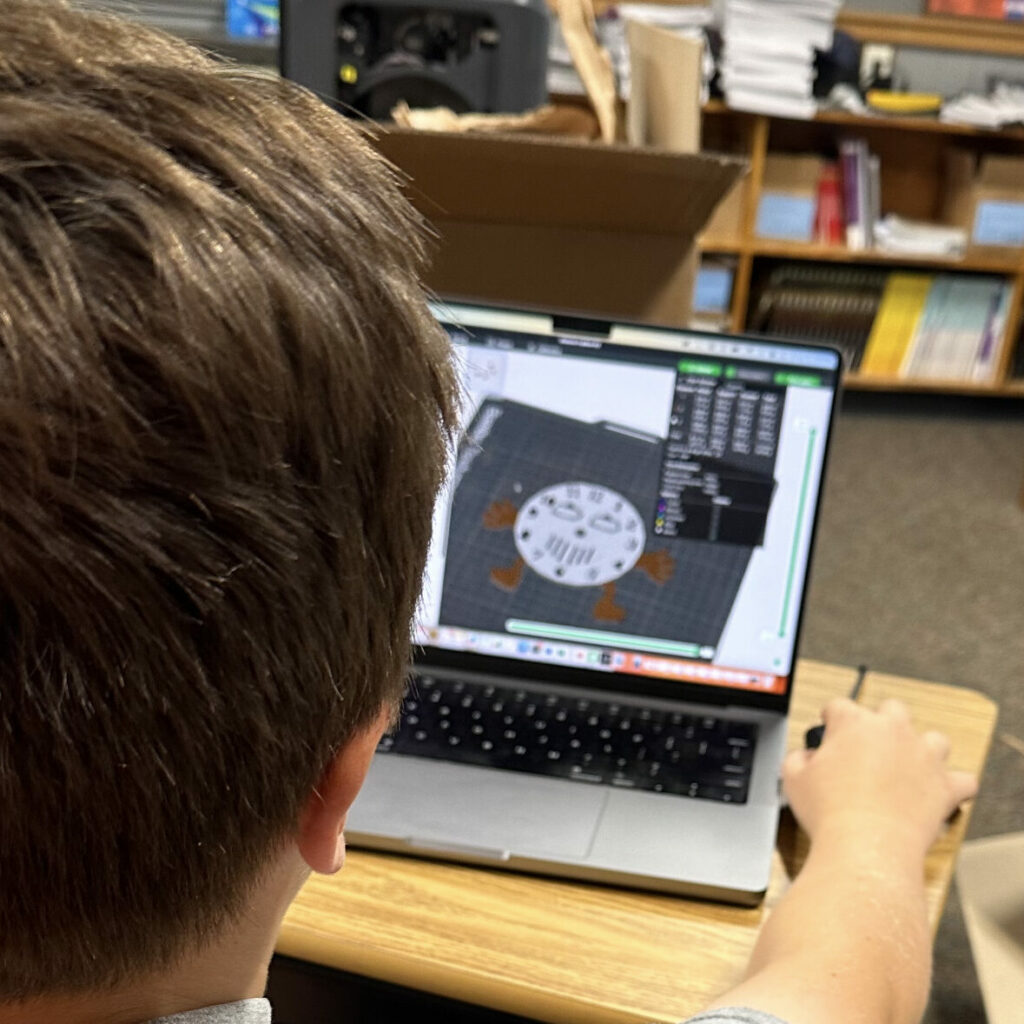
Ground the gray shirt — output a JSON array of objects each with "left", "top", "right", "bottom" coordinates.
[
  {"left": 686, "top": 1011, "right": 789, "bottom": 1024},
  {"left": 149, "top": 1000, "right": 786, "bottom": 1024},
  {"left": 148, "top": 1000, "right": 271, "bottom": 1024}
]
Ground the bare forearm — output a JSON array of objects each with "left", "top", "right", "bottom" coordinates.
[
  {"left": 703, "top": 829, "right": 931, "bottom": 1024},
  {"left": 694, "top": 699, "right": 976, "bottom": 1024}
]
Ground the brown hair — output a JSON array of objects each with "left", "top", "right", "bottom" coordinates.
[{"left": 0, "top": 0, "right": 456, "bottom": 997}]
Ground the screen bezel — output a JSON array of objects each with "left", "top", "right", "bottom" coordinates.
[{"left": 414, "top": 300, "right": 843, "bottom": 716}]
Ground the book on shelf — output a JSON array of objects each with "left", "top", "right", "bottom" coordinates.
[
  {"left": 838, "top": 138, "right": 872, "bottom": 250},
  {"left": 814, "top": 162, "right": 843, "bottom": 245},
  {"left": 900, "top": 275, "right": 952, "bottom": 378},
  {"left": 867, "top": 154, "right": 881, "bottom": 245},
  {"left": 972, "top": 281, "right": 1012, "bottom": 383}
]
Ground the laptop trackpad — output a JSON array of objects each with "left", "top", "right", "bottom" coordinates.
[{"left": 350, "top": 758, "right": 606, "bottom": 860}]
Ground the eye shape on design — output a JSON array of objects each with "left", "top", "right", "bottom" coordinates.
[
  {"left": 552, "top": 502, "right": 584, "bottom": 522},
  {"left": 588, "top": 512, "right": 622, "bottom": 534}
]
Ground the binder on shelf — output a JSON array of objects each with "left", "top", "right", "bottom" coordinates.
[
  {"left": 902, "top": 276, "right": 953, "bottom": 378},
  {"left": 860, "top": 273, "right": 934, "bottom": 377},
  {"left": 921, "top": 276, "right": 1002, "bottom": 379}
]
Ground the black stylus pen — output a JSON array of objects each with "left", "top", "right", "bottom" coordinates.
[{"left": 804, "top": 663, "right": 868, "bottom": 749}]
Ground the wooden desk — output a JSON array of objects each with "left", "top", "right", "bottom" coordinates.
[{"left": 278, "top": 660, "right": 997, "bottom": 1024}]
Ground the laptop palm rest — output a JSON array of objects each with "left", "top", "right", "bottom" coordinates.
[{"left": 349, "top": 757, "right": 607, "bottom": 860}]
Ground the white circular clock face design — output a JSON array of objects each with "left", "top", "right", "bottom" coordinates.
[{"left": 513, "top": 482, "right": 646, "bottom": 588}]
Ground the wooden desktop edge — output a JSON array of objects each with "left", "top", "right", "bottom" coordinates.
[{"left": 277, "top": 659, "right": 998, "bottom": 1024}]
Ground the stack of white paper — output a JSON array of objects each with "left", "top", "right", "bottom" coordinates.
[
  {"left": 720, "top": 0, "right": 841, "bottom": 119},
  {"left": 548, "top": 4, "right": 713, "bottom": 102},
  {"left": 873, "top": 215, "right": 967, "bottom": 259},
  {"left": 547, "top": 9, "right": 628, "bottom": 98},
  {"left": 614, "top": 4, "right": 713, "bottom": 103},
  {"left": 942, "top": 83, "right": 1024, "bottom": 130}
]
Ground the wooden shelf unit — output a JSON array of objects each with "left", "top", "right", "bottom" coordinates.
[
  {"left": 698, "top": 103, "right": 1024, "bottom": 397},
  {"left": 836, "top": 11, "right": 1024, "bottom": 59},
  {"left": 844, "top": 374, "right": 1024, "bottom": 398}
]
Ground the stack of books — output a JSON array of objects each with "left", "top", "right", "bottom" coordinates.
[
  {"left": 832, "top": 140, "right": 970, "bottom": 256},
  {"left": 762, "top": 141, "right": 968, "bottom": 256},
  {"left": 749, "top": 264, "right": 888, "bottom": 370},
  {"left": 719, "top": 0, "right": 841, "bottom": 119},
  {"left": 861, "top": 273, "right": 1011, "bottom": 382},
  {"left": 749, "top": 263, "right": 1012, "bottom": 382}
]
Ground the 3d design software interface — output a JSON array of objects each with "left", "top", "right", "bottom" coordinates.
[{"left": 418, "top": 314, "right": 839, "bottom": 697}]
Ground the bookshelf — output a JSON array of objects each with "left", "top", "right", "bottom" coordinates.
[
  {"left": 835, "top": 11, "right": 1024, "bottom": 59},
  {"left": 698, "top": 102, "right": 1024, "bottom": 397}
]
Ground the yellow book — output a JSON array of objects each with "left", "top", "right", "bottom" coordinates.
[{"left": 860, "top": 273, "right": 934, "bottom": 376}]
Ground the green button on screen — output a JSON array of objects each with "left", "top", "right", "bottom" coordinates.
[
  {"left": 774, "top": 371, "right": 822, "bottom": 387},
  {"left": 677, "top": 360, "right": 722, "bottom": 377}
]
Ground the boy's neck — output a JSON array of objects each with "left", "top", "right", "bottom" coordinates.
[{"left": 0, "top": 853, "right": 307, "bottom": 1024}]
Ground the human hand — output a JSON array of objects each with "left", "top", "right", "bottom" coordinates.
[{"left": 783, "top": 698, "right": 978, "bottom": 861}]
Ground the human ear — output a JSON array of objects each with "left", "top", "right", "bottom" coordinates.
[{"left": 296, "top": 707, "right": 391, "bottom": 874}]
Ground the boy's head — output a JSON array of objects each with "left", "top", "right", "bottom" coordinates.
[{"left": 0, "top": 0, "right": 455, "bottom": 999}]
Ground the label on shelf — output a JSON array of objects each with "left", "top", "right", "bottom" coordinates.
[
  {"left": 694, "top": 265, "right": 735, "bottom": 314},
  {"left": 973, "top": 200, "right": 1024, "bottom": 247},
  {"left": 756, "top": 194, "right": 816, "bottom": 242}
]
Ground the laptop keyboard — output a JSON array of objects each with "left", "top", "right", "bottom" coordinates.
[{"left": 377, "top": 675, "right": 758, "bottom": 804}]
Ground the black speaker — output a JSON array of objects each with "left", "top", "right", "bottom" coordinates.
[{"left": 282, "top": 0, "right": 549, "bottom": 119}]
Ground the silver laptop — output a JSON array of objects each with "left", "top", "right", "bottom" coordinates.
[{"left": 347, "top": 301, "right": 841, "bottom": 905}]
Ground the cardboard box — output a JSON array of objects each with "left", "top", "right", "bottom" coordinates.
[
  {"left": 700, "top": 176, "right": 745, "bottom": 244},
  {"left": 625, "top": 21, "right": 702, "bottom": 153},
  {"left": 373, "top": 129, "right": 744, "bottom": 326},
  {"left": 371, "top": 13, "right": 745, "bottom": 326},
  {"left": 972, "top": 156, "right": 1024, "bottom": 247},
  {"left": 623, "top": 20, "right": 748, "bottom": 249},
  {"left": 755, "top": 154, "right": 823, "bottom": 242},
  {"left": 945, "top": 151, "right": 1024, "bottom": 249}
]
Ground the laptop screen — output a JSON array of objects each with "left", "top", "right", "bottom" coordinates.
[{"left": 416, "top": 304, "right": 840, "bottom": 699}]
